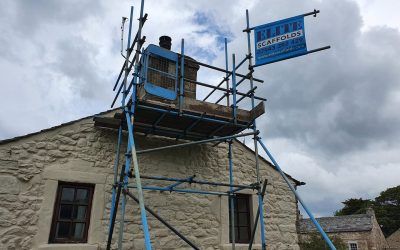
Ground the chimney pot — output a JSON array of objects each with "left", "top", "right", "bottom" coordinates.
[{"left": 159, "top": 36, "right": 172, "bottom": 50}]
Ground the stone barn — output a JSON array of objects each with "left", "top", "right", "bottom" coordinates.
[
  {"left": 0, "top": 109, "right": 303, "bottom": 250},
  {"left": 298, "top": 208, "right": 389, "bottom": 250}
]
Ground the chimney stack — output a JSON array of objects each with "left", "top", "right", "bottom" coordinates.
[
  {"left": 366, "top": 207, "right": 375, "bottom": 217},
  {"left": 159, "top": 36, "right": 172, "bottom": 50}
]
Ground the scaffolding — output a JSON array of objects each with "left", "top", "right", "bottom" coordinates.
[{"left": 97, "top": 1, "right": 336, "bottom": 249}]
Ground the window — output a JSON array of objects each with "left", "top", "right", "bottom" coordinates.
[
  {"left": 49, "top": 182, "right": 94, "bottom": 243},
  {"left": 229, "top": 194, "right": 252, "bottom": 243},
  {"left": 348, "top": 242, "right": 358, "bottom": 250}
]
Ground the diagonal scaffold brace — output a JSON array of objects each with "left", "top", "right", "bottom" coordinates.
[
  {"left": 257, "top": 137, "right": 337, "bottom": 250},
  {"left": 107, "top": 1, "right": 152, "bottom": 249}
]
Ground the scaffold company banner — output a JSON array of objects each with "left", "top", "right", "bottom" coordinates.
[{"left": 254, "top": 15, "right": 307, "bottom": 66}]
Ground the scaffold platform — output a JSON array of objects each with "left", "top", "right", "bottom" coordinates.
[{"left": 94, "top": 97, "right": 264, "bottom": 140}]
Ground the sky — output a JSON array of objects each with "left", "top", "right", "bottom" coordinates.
[{"left": 0, "top": 0, "right": 399, "bottom": 217}]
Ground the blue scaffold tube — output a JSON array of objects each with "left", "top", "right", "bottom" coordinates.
[
  {"left": 129, "top": 185, "right": 229, "bottom": 196},
  {"left": 257, "top": 138, "right": 336, "bottom": 250},
  {"left": 108, "top": 126, "right": 123, "bottom": 235},
  {"left": 125, "top": 110, "right": 152, "bottom": 250},
  {"left": 231, "top": 54, "right": 237, "bottom": 124}
]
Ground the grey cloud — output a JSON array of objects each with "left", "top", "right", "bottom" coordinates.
[
  {"left": 11, "top": 0, "right": 104, "bottom": 35},
  {"left": 255, "top": 0, "right": 400, "bottom": 156},
  {"left": 49, "top": 38, "right": 109, "bottom": 99}
]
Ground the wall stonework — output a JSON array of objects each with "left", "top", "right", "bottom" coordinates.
[
  {"left": 298, "top": 210, "right": 389, "bottom": 250},
  {"left": 0, "top": 113, "right": 300, "bottom": 250},
  {"left": 387, "top": 229, "right": 400, "bottom": 250}
]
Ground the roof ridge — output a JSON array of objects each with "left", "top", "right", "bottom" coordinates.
[
  {"left": 300, "top": 213, "right": 371, "bottom": 221},
  {"left": 298, "top": 213, "right": 373, "bottom": 233}
]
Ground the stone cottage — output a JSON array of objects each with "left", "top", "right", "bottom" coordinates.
[
  {"left": 0, "top": 109, "right": 304, "bottom": 250},
  {"left": 298, "top": 208, "right": 388, "bottom": 250},
  {"left": 387, "top": 228, "right": 400, "bottom": 250}
]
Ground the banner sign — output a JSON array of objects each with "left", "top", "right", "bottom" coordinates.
[{"left": 254, "top": 15, "right": 307, "bottom": 66}]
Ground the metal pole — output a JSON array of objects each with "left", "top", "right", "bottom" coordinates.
[
  {"left": 128, "top": 185, "right": 229, "bottom": 196},
  {"left": 202, "top": 55, "right": 260, "bottom": 102},
  {"left": 135, "top": 174, "right": 255, "bottom": 189},
  {"left": 194, "top": 60, "right": 263, "bottom": 83},
  {"left": 126, "top": 191, "right": 200, "bottom": 250},
  {"left": 183, "top": 78, "right": 266, "bottom": 102},
  {"left": 106, "top": 129, "right": 126, "bottom": 250},
  {"left": 117, "top": 6, "right": 135, "bottom": 249},
  {"left": 118, "top": 141, "right": 131, "bottom": 249},
  {"left": 106, "top": 162, "right": 127, "bottom": 250},
  {"left": 179, "top": 39, "right": 185, "bottom": 115},
  {"left": 245, "top": 9, "right": 266, "bottom": 249},
  {"left": 228, "top": 141, "right": 236, "bottom": 249},
  {"left": 224, "top": 38, "right": 230, "bottom": 106},
  {"left": 244, "top": 9, "right": 320, "bottom": 31},
  {"left": 137, "top": 131, "right": 257, "bottom": 154},
  {"left": 257, "top": 139, "right": 337, "bottom": 250},
  {"left": 121, "top": 6, "right": 134, "bottom": 108},
  {"left": 248, "top": 180, "right": 268, "bottom": 250},
  {"left": 236, "top": 86, "right": 257, "bottom": 105},
  {"left": 126, "top": 8, "right": 133, "bottom": 51},
  {"left": 215, "top": 76, "right": 249, "bottom": 104},
  {"left": 136, "top": 0, "right": 145, "bottom": 65},
  {"left": 113, "top": 13, "right": 148, "bottom": 91},
  {"left": 108, "top": 125, "right": 123, "bottom": 235},
  {"left": 164, "top": 175, "right": 194, "bottom": 191},
  {"left": 252, "top": 46, "right": 331, "bottom": 68},
  {"left": 231, "top": 54, "right": 237, "bottom": 124},
  {"left": 125, "top": 111, "right": 152, "bottom": 250}
]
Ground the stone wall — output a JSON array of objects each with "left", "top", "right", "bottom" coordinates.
[
  {"left": 298, "top": 212, "right": 390, "bottom": 250},
  {"left": 0, "top": 112, "right": 300, "bottom": 250},
  {"left": 368, "top": 209, "right": 389, "bottom": 250},
  {"left": 387, "top": 229, "right": 400, "bottom": 249}
]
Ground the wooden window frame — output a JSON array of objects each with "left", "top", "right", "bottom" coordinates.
[
  {"left": 229, "top": 194, "right": 252, "bottom": 244},
  {"left": 49, "top": 182, "right": 94, "bottom": 244}
]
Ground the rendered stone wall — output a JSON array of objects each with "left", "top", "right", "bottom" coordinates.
[{"left": 0, "top": 112, "right": 300, "bottom": 250}]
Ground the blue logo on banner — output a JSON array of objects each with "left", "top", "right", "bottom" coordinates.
[{"left": 254, "top": 15, "right": 307, "bottom": 66}]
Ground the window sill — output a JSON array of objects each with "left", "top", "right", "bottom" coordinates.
[
  {"left": 221, "top": 243, "right": 262, "bottom": 250},
  {"left": 38, "top": 243, "right": 98, "bottom": 250}
]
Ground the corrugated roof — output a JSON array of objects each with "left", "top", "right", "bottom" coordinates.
[{"left": 298, "top": 214, "right": 373, "bottom": 233}]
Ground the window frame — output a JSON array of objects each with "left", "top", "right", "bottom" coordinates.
[
  {"left": 49, "top": 182, "right": 94, "bottom": 244},
  {"left": 229, "top": 193, "right": 252, "bottom": 244},
  {"left": 348, "top": 241, "right": 358, "bottom": 250}
]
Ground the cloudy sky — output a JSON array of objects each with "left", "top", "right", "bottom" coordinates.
[{"left": 0, "top": 0, "right": 399, "bottom": 217}]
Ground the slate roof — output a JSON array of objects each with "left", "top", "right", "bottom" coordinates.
[{"left": 298, "top": 214, "right": 373, "bottom": 233}]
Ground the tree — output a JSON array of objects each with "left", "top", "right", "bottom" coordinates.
[
  {"left": 334, "top": 198, "right": 372, "bottom": 216},
  {"left": 374, "top": 185, "right": 400, "bottom": 236},
  {"left": 299, "top": 232, "right": 347, "bottom": 250},
  {"left": 335, "top": 185, "right": 400, "bottom": 237}
]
